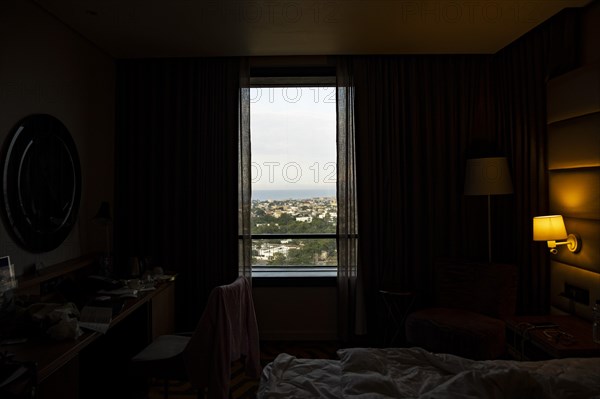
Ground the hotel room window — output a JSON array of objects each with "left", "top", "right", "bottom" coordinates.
[{"left": 250, "top": 82, "right": 337, "bottom": 278}]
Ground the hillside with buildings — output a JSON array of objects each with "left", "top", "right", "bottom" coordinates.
[{"left": 251, "top": 197, "right": 337, "bottom": 266}]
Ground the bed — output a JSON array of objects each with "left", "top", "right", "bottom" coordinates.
[{"left": 257, "top": 347, "right": 600, "bottom": 398}]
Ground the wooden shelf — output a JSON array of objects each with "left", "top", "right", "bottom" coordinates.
[{"left": 16, "top": 254, "right": 99, "bottom": 293}]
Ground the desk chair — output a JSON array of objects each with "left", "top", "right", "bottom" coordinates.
[{"left": 130, "top": 276, "right": 261, "bottom": 399}]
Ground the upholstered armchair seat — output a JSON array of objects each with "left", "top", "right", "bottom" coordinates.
[
  {"left": 405, "top": 259, "right": 518, "bottom": 360},
  {"left": 405, "top": 307, "right": 506, "bottom": 360}
]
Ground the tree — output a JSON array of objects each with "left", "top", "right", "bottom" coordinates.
[{"left": 268, "top": 252, "right": 287, "bottom": 265}]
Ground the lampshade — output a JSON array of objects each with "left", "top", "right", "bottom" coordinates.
[
  {"left": 533, "top": 215, "right": 568, "bottom": 241},
  {"left": 464, "top": 157, "right": 513, "bottom": 195}
]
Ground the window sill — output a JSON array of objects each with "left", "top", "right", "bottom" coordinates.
[{"left": 252, "top": 267, "right": 336, "bottom": 287}]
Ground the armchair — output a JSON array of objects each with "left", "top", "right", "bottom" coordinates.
[{"left": 405, "top": 259, "right": 518, "bottom": 360}]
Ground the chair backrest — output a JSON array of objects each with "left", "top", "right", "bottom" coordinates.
[
  {"left": 182, "top": 276, "right": 261, "bottom": 399},
  {"left": 434, "top": 259, "right": 518, "bottom": 319}
]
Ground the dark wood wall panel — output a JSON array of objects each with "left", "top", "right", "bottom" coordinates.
[
  {"left": 551, "top": 260, "right": 600, "bottom": 320},
  {"left": 553, "top": 217, "right": 600, "bottom": 273},
  {"left": 547, "top": 63, "right": 600, "bottom": 320},
  {"left": 547, "top": 65, "right": 600, "bottom": 124},
  {"left": 548, "top": 168, "right": 600, "bottom": 219},
  {"left": 548, "top": 112, "right": 600, "bottom": 170}
]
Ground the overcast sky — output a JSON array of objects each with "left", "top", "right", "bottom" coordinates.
[{"left": 251, "top": 87, "right": 336, "bottom": 191}]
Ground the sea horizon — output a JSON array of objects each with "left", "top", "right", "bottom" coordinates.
[{"left": 252, "top": 188, "right": 336, "bottom": 201}]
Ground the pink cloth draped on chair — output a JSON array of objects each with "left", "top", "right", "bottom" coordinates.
[{"left": 184, "top": 276, "right": 261, "bottom": 399}]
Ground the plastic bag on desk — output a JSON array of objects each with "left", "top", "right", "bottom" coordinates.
[
  {"left": 48, "top": 302, "right": 80, "bottom": 323},
  {"left": 25, "top": 302, "right": 82, "bottom": 340},
  {"left": 27, "top": 302, "right": 78, "bottom": 321},
  {"left": 46, "top": 315, "right": 82, "bottom": 340}
]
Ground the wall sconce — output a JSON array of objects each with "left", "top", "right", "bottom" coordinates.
[{"left": 533, "top": 215, "right": 581, "bottom": 254}]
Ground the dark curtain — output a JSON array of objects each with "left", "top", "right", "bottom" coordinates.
[
  {"left": 352, "top": 9, "right": 580, "bottom": 342},
  {"left": 353, "top": 55, "right": 495, "bottom": 343},
  {"left": 115, "top": 58, "right": 241, "bottom": 330},
  {"left": 492, "top": 9, "right": 581, "bottom": 315}
]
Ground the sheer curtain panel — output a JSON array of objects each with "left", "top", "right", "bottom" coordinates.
[
  {"left": 336, "top": 58, "right": 362, "bottom": 342},
  {"left": 238, "top": 59, "right": 252, "bottom": 279}
]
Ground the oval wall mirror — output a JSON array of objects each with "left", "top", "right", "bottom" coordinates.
[{"left": 1, "top": 114, "right": 81, "bottom": 253}]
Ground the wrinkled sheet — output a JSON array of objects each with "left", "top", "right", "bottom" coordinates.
[
  {"left": 258, "top": 347, "right": 600, "bottom": 399},
  {"left": 257, "top": 353, "right": 341, "bottom": 399}
]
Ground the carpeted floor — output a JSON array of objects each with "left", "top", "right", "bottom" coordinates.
[{"left": 147, "top": 340, "right": 340, "bottom": 399}]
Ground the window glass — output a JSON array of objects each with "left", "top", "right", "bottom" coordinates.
[{"left": 250, "top": 87, "right": 336, "bottom": 269}]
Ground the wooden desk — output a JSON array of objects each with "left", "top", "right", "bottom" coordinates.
[
  {"left": 3, "top": 266, "right": 175, "bottom": 399},
  {"left": 506, "top": 315, "right": 600, "bottom": 360}
]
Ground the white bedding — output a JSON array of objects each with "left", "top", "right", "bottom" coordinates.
[{"left": 257, "top": 347, "right": 600, "bottom": 399}]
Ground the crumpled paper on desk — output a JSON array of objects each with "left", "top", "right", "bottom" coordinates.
[{"left": 26, "top": 302, "right": 83, "bottom": 340}]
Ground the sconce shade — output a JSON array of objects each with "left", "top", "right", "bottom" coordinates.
[
  {"left": 93, "top": 201, "right": 111, "bottom": 223},
  {"left": 464, "top": 157, "right": 513, "bottom": 195},
  {"left": 533, "top": 215, "right": 568, "bottom": 241}
]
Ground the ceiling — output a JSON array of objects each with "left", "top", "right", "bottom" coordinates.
[{"left": 33, "top": 0, "right": 592, "bottom": 58}]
